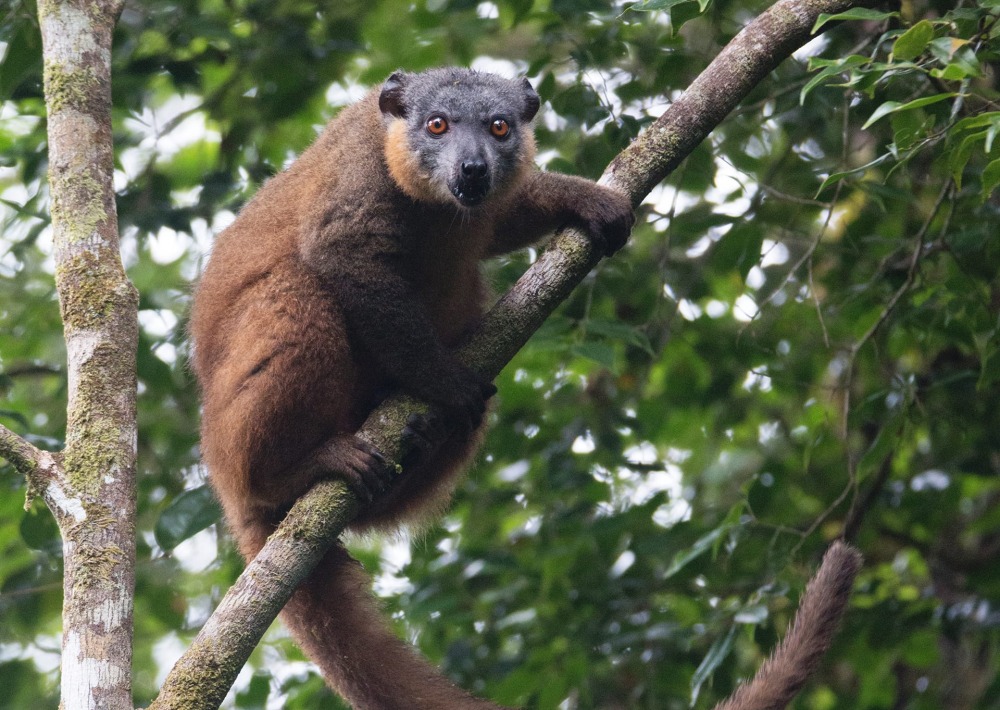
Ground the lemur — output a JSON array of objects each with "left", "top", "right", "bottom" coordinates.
[{"left": 190, "top": 67, "right": 860, "bottom": 710}]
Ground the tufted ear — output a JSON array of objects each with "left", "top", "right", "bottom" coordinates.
[
  {"left": 379, "top": 71, "right": 408, "bottom": 118},
  {"left": 520, "top": 77, "right": 540, "bottom": 122}
]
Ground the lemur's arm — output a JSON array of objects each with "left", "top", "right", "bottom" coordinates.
[
  {"left": 489, "top": 171, "right": 634, "bottom": 257},
  {"left": 302, "top": 224, "right": 493, "bottom": 430}
]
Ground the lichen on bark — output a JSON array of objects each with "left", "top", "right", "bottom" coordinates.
[
  {"left": 56, "top": 251, "right": 121, "bottom": 328},
  {"left": 42, "top": 64, "right": 100, "bottom": 116}
]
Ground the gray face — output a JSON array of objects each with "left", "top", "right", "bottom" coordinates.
[{"left": 380, "top": 68, "right": 540, "bottom": 207}]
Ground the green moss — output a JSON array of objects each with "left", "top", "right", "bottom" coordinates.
[
  {"left": 22, "top": 462, "right": 42, "bottom": 511},
  {"left": 54, "top": 250, "right": 124, "bottom": 328},
  {"left": 36, "top": 0, "right": 52, "bottom": 22},
  {"left": 152, "top": 648, "right": 230, "bottom": 710},
  {"left": 43, "top": 63, "right": 97, "bottom": 115},
  {"left": 49, "top": 172, "right": 108, "bottom": 249},
  {"left": 62, "top": 340, "right": 133, "bottom": 498},
  {"left": 63, "top": 419, "right": 122, "bottom": 499},
  {"left": 277, "top": 481, "right": 359, "bottom": 546}
]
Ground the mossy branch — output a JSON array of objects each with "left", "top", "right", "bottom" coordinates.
[
  {"left": 0, "top": 423, "right": 46, "bottom": 479},
  {"left": 0, "top": 424, "right": 65, "bottom": 510},
  {"left": 151, "top": 0, "right": 881, "bottom": 707}
]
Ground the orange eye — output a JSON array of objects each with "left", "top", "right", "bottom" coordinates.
[
  {"left": 426, "top": 116, "right": 448, "bottom": 135},
  {"left": 490, "top": 119, "right": 510, "bottom": 138}
]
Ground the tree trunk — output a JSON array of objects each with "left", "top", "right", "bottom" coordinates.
[{"left": 40, "top": 0, "right": 136, "bottom": 707}]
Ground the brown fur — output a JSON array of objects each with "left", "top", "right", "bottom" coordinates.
[
  {"left": 191, "top": 74, "right": 633, "bottom": 710},
  {"left": 712, "top": 541, "right": 863, "bottom": 710}
]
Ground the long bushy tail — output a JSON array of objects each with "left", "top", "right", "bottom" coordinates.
[
  {"left": 713, "top": 541, "right": 863, "bottom": 710},
  {"left": 279, "top": 542, "right": 505, "bottom": 710}
]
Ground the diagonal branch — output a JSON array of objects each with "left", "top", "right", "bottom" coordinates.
[{"left": 151, "top": 1, "right": 882, "bottom": 707}]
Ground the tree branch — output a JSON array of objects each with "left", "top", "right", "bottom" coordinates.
[
  {"left": 151, "top": 1, "right": 882, "bottom": 707},
  {"left": 0, "top": 422, "right": 65, "bottom": 510},
  {"left": 0, "top": 423, "right": 46, "bottom": 478},
  {"left": 1, "top": 362, "right": 63, "bottom": 378}
]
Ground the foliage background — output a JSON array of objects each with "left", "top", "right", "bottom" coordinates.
[{"left": 2, "top": 0, "right": 999, "bottom": 708}]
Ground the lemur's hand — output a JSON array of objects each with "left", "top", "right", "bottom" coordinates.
[
  {"left": 426, "top": 361, "right": 497, "bottom": 438},
  {"left": 577, "top": 185, "right": 635, "bottom": 257},
  {"left": 314, "top": 435, "right": 393, "bottom": 503}
]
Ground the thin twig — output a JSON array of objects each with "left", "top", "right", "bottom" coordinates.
[{"left": 2, "top": 363, "right": 63, "bottom": 378}]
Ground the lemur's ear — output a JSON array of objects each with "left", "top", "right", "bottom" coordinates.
[
  {"left": 520, "top": 78, "right": 540, "bottom": 122},
  {"left": 379, "top": 71, "right": 408, "bottom": 118}
]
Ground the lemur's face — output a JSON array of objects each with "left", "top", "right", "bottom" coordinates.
[{"left": 380, "top": 69, "right": 539, "bottom": 208}]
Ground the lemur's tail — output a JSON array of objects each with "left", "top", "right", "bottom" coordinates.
[
  {"left": 712, "top": 541, "right": 863, "bottom": 710},
  {"left": 282, "top": 543, "right": 505, "bottom": 710},
  {"left": 234, "top": 515, "right": 505, "bottom": 710}
]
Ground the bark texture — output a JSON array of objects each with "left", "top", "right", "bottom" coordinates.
[
  {"left": 152, "top": 0, "right": 879, "bottom": 707},
  {"left": 37, "top": 0, "right": 137, "bottom": 708}
]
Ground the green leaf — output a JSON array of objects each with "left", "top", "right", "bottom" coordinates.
[
  {"left": 980, "top": 159, "right": 1000, "bottom": 200},
  {"left": 900, "top": 629, "right": 941, "bottom": 667},
  {"left": 815, "top": 153, "right": 893, "bottom": 195},
  {"left": 892, "top": 20, "right": 935, "bottom": 61},
  {"left": 159, "top": 141, "right": 221, "bottom": 188},
  {"left": 0, "top": 409, "right": 31, "bottom": 430},
  {"left": 931, "top": 62, "right": 976, "bottom": 81},
  {"left": 863, "top": 101, "right": 903, "bottom": 129},
  {"left": 632, "top": 0, "right": 695, "bottom": 10},
  {"left": 154, "top": 485, "right": 223, "bottom": 551},
  {"left": 235, "top": 673, "right": 271, "bottom": 709},
  {"left": 570, "top": 341, "right": 618, "bottom": 371},
  {"left": 890, "top": 108, "right": 924, "bottom": 151},
  {"left": 668, "top": 0, "right": 706, "bottom": 31},
  {"left": 0, "top": 23, "right": 42, "bottom": 101},
  {"left": 665, "top": 525, "right": 732, "bottom": 578},
  {"left": 862, "top": 93, "right": 956, "bottom": 129},
  {"left": 690, "top": 623, "right": 738, "bottom": 704},
  {"left": 536, "top": 670, "right": 569, "bottom": 709},
  {"left": 711, "top": 224, "right": 763, "bottom": 280},
  {"left": 800, "top": 55, "right": 868, "bottom": 104},
  {"left": 979, "top": 346, "right": 1000, "bottom": 389},
  {"left": 952, "top": 112, "right": 1000, "bottom": 133},
  {"left": 857, "top": 414, "right": 903, "bottom": 476},
  {"left": 812, "top": 7, "right": 898, "bottom": 33},
  {"left": 19, "top": 503, "right": 60, "bottom": 554},
  {"left": 949, "top": 131, "right": 986, "bottom": 188},
  {"left": 986, "top": 123, "right": 1000, "bottom": 153},
  {"left": 584, "top": 318, "right": 655, "bottom": 355},
  {"left": 928, "top": 37, "right": 976, "bottom": 70}
]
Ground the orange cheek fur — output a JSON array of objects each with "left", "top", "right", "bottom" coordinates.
[{"left": 385, "top": 119, "right": 452, "bottom": 205}]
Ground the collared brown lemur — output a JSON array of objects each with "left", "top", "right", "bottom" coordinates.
[{"left": 190, "top": 67, "right": 860, "bottom": 710}]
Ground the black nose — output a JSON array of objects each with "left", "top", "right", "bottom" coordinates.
[{"left": 461, "top": 160, "right": 488, "bottom": 179}]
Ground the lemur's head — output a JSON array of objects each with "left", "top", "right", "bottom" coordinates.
[{"left": 380, "top": 68, "right": 539, "bottom": 208}]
